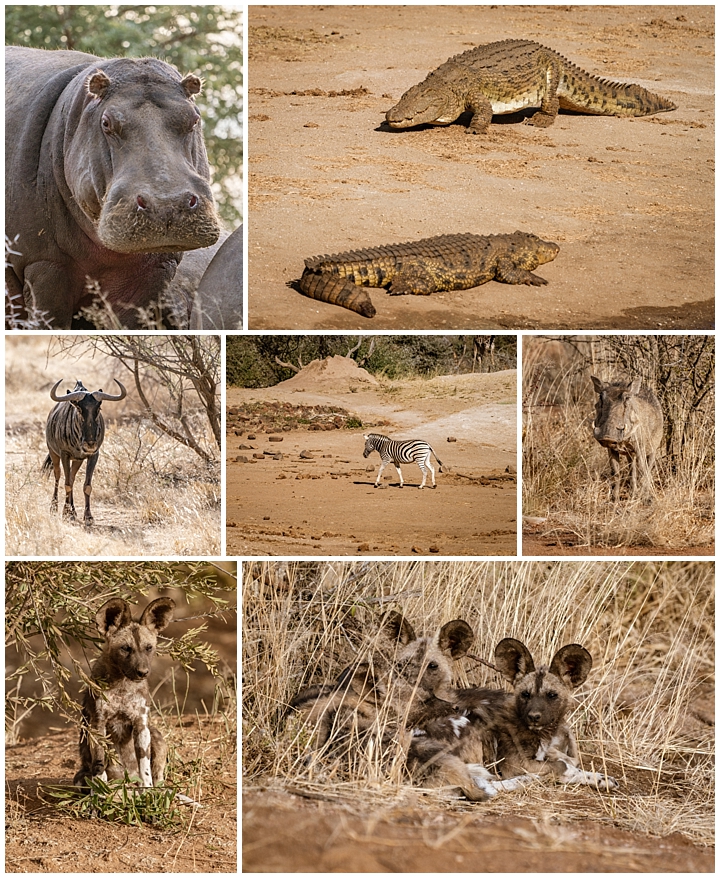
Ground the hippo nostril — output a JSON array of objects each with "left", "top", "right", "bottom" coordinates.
[
  {"left": 188, "top": 194, "right": 198, "bottom": 209},
  {"left": 136, "top": 195, "right": 148, "bottom": 211}
]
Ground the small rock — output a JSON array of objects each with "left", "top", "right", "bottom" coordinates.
[
  {"left": 429, "top": 545, "right": 440, "bottom": 554},
  {"left": 227, "top": 521, "right": 237, "bottom": 527},
  {"left": 247, "top": 434, "right": 256, "bottom": 440},
  {"left": 276, "top": 473, "right": 287, "bottom": 480},
  {"left": 505, "top": 464, "right": 517, "bottom": 475},
  {"left": 263, "top": 516, "right": 270, "bottom": 521},
  {"left": 357, "top": 542, "right": 370, "bottom": 552},
  {"left": 235, "top": 455, "right": 249, "bottom": 463},
  {"left": 447, "top": 436, "right": 457, "bottom": 443},
  {"left": 299, "top": 451, "right": 314, "bottom": 459},
  {"left": 269, "top": 436, "right": 283, "bottom": 443},
  {"left": 253, "top": 453, "right": 264, "bottom": 459},
  {"left": 238, "top": 443, "right": 253, "bottom": 449},
  {"left": 411, "top": 546, "right": 423, "bottom": 554}
]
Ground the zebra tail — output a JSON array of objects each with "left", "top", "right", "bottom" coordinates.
[{"left": 431, "top": 447, "right": 445, "bottom": 472}]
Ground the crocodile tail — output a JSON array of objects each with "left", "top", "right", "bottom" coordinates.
[
  {"left": 298, "top": 269, "right": 377, "bottom": 318},
  {"left": 560, "top": 61, "right": 676, "bottom": 117}
]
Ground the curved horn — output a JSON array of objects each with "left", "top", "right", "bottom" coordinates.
[
  {"left": 50, "top": 379, "right": 86, "bottom": 402},
  {"left": 93, "top": 379, "right": 127, "bottom": 402}
]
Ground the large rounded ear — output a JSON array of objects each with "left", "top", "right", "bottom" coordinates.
[
  {"left": 181, "top": 73, "right": 203, "bottom": 98},
  {"left": 549, "top": 644, "right": 592, "bottom": 689},
  {"left": 438, "top": 620, "right": 474, "bottom": 659},
  {"left": 494, "top": 638, "right": 535, "bottom": 685},
  {"left": 591, "top": 376, "right": 605, "bottom": 395},
  {"left": 96, "top": 598, "right": 132, "bottom": 635},
  {"left": 86, "top": 70, "right": 111, "bottom": 99},
  {"left": 140, "top": 597, "right": 175, "bottom": 633},
  {"left": 380, "top": 610, "right": 416, "bottom": 645}
]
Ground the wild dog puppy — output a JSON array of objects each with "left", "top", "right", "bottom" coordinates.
[
  {"left": 291, "top": 611, "right": 493, "bottom": 800},
  {"left": 73, "top": 597, "right": 175, "bottom": 789},
  {"left": 479, "top": 637, "right": 617, "bottom": 790}
]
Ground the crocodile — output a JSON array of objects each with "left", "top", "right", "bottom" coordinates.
[
  {"left": 386, "top": 39, "right": 677, "bottom": 134},
  {"left": 294, "top": 231, "right": 560, "bottom": 318}
]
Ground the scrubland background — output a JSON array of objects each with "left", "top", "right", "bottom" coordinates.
[
  {"left": 5, "top": 335, "right": 221, "bottom": 556},
  {"left": 523, "top": 335, "right": 714, "bottom": 554}
]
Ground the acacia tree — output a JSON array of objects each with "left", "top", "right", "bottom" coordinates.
[
  {"left": 5, "top": 561, "right": 236, "bottom": 740},
  {"left": 52, "top": 336, "right": 221, "bottom": 463}
]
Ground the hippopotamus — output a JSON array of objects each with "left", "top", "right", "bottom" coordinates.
[
  {"left": 190, "top": 224, "right": 243, "bottom": 329},
  {"left": 5, "top": 46, "right": 222, "bottom": 328}
]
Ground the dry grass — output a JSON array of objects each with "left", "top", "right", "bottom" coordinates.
[
  {"left": 522, "top": 337, "right": 714, "bottom": 549},
  {"left": 5, "top": 337, "right": 220, "bottom": 556},
  {"left": 242, "top": 560, "right": 714, "bottom": 846}
]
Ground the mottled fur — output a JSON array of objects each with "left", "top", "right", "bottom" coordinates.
[{"left": 74, "top": 597, "right": 175, "bottom": 789}]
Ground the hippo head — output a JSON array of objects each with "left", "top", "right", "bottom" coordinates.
[{"left": 65, "top": 57, "right": 221, "bottom": 255}]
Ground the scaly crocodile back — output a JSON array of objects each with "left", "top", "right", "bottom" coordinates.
[
  {"left": 387, "top": 39, "right": 675, "bottom": 131},
  {"left": 296, "top": 231, "right": 560, "bottom": 318}
]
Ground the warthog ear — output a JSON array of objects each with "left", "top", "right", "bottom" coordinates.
[
  {"left": 380, "top": 610, "right": 416, "bottom": 645},
  {"left": 549, "top": 644, "right": 593, "bottom": 689},
  {"left": 628, "top": 378, "right": 642, "bottom": 396},
  {"left": 140, "top": 597, "right": 176, "bottom": 632},
  {"left": 438, "top": 620, "right": 474, "bottom": 658},
  {"left": 591, "top": 375, "right": 605, "bottom": 395},
  {"left": 494, "top": 638, "right": 535, "bottom": 684},
  {"left": 181, "top": 73, "right": 203, "bottom": 98},
  {"left": 86, "top": 70, "right": 111, "bottom": 99},
  {"left": 97, "top": 598, "right": 132, "bottom": 635}
]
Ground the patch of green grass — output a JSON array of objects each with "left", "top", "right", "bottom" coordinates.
[{"left": 45, "top": 774, "right": 185, "bottom": 828}]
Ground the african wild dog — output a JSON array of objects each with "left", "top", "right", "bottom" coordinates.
[
  {"left": 290, "top": 612, "right": 497, "bottom": 801},
  {"left": 73, "top": 597, "right": 175, "bottom": 789},
  {"left": 466, "top": 637, "right": 617, "bottom": 790}
]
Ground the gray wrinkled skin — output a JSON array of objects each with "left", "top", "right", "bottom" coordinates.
[
  {"left": 591, "top": 376, "right": 664, "bottom": 500},
  {"left": 191, "top": 224, "right": 243, "bottom": 329},
  {"left": 6, "top": 46, "right": 221, "bottom": 328}
]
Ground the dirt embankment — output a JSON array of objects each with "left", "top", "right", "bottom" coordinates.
[
  {"left": 226, "top": 358, "right": 517, "bottom": 556},
  {"left": 243, "top": 789, "right": 713, "bottom": 873},
  {"left": 248, "top": 5, "right": 713, "bottom": 330}
]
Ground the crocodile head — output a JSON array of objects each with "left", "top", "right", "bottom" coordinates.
[
  {"left": 515, "top": 233, "right": 561, "bottom": 269},
  {"left": 386, "top": 81, "right": 464, "bottom": 129}
]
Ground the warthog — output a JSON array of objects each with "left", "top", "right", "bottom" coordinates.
[{"left": 591, "top": 376, "right": 663, "bottom": 500}]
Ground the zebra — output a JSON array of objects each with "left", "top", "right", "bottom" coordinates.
[
  {"left": 362, "top": 433, "right": 444, "bottom": 489},
  {"left": 43, "top": 378, "right": 127, "bottom": 524}
]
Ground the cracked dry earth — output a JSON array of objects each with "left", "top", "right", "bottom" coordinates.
[
  {"left": 226, "top": 362, "right": 517, "bottom": 556},
  {"left": 248, "top": 4, "right": 713, "bottom": 330}
]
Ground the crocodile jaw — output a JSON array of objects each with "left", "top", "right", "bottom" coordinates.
[{"left": 386, "top": 83, "right": 463, "bottom": 128}]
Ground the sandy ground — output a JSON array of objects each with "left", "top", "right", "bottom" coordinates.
[
  {"left": 243, "top": 789, "right": 713, "bottom": 873},
  {"left": 6, "top": 722, "right": 237, "bottom": 874},
  {"left": 226, "top": 359, "right": 517, "bottom": 556},
  {"left": 248, "top": 5, "right": 713, "bottom": 330}
]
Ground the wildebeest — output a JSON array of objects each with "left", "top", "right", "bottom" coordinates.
[
  {"left": 591, "top": 376, "right": 663, "bottom": 500},
  {"left": 43, "top": 378, "right": 127, "bottom": 523}
]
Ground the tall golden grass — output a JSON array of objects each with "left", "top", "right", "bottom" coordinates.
[{"left": 242, "top": 560, "right": 714, "bottom": 845}]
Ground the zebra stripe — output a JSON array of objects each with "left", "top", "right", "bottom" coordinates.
[{"left": 362, "top": 433, "right": 443, "bottom": 489}]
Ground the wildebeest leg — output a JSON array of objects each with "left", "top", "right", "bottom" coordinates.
[
  {"left": 61, "top": 454, "right": 82, "bottom": 519},
  {"left": 83, "top": 452, "right": 99, "bottom": 523},
  {"left": 49, "top": 450, "right": 61, "bottom": 512},
  {"left": 608, "top": 449, "right": 621, "bottom": 501}
]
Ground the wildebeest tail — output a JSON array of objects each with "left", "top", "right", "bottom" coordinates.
[{"left": 41, "top": 454, "right": 53, "bottom": 475}]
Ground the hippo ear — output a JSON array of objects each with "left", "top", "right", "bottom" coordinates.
[
  {"left": 181, "top": 73, "right": 203, "bottom": 98},
  {"left": 87, "top": 70, "right": 111, "bottom": 99}
]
